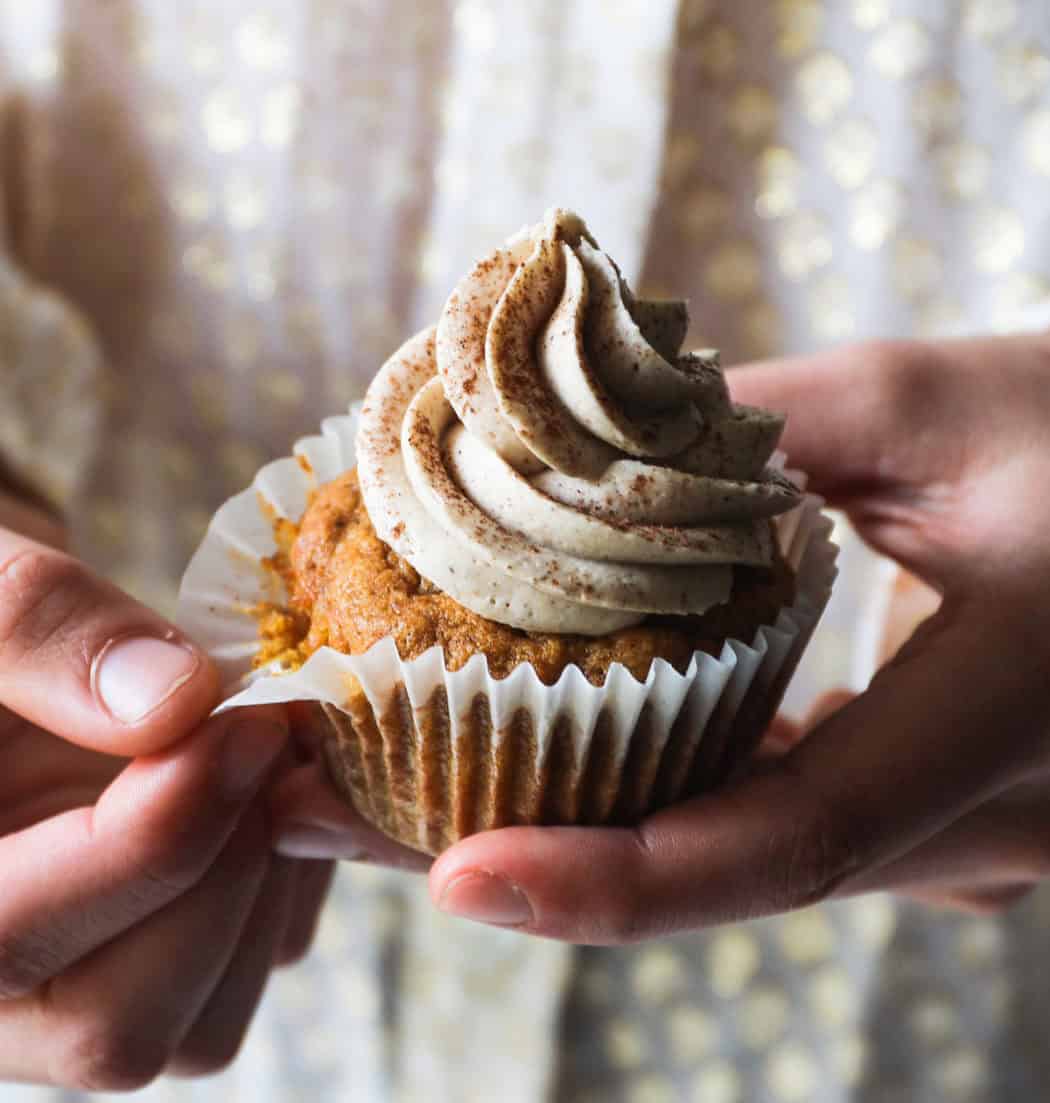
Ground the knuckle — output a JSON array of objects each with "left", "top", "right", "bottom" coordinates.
[
  {"left": 64, "top": 1021, "right": 171, "bottom": 1093},
  {"left": 595, "top": 832, "right": 659, "bottom": 945},
  {"left": 859, "top": 339, "right": 942, "bottom": 420},
  {"left": 766, "top": 789, "right": 865, "bottom": 913},
  {"left": 846, "top": 338, "right": 955, "bottom": 488},
  {"left": 886, "top": 348, "right": 947, "bottom": 419},
  {"left": 854, "top": 337, "right": 903, "bottom": 376},
  {"left": 858, "top": 337, "right": 924, "bottom": 386},
  {"left": 0, "top": 549, "right": 97, "bottom": 671},
  {"left": 173, "top": 1032, "right": 246, "bottom": 1077},
  {"left": 123, "top": 827, "right": 213, "bottom": 901},
  {"left": 0, "top": 933, "right": 49, "bottom": 1000},
  {"left": 129, "top": 805, "right": 270, "bottom": 905}
]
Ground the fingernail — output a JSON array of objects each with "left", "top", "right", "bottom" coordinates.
[
  {"left": 275, "top": 824, "right": 371, "bottom": 861},
  {"left": 94, "top": 635, "right": 201, "bottom": 724},
  {"left": 437, "top": 871, "right": 533, "bottom": 928},
  {"left": 221, "top": 715, "right": 288, "bottom": 798}
]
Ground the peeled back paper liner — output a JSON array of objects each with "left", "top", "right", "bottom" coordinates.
[{"left": 177, "top": 407, "right": 838, "bottom": 855}]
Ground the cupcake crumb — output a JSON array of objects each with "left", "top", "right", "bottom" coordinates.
[{"left": 257, "top": 468, "right": 796, "bottom": 686}]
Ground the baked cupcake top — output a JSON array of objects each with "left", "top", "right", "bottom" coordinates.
[{"left": 357, "top": 209, "right": 800, "bottom": 636}]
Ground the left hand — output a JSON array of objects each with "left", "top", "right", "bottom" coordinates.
[
  {"left": 0, "top": 700, "right": 339, "bottom": 1080},
  {"left": 0, "top": 491, "right": 337, "bottom": 1084}
]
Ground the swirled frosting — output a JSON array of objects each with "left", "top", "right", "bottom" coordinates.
[{"left": 356, "top": 209, "right": 800, "bottom": 636}]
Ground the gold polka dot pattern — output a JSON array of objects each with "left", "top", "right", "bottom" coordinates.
[
  {"left": 868, "top": 20, "right": 931, "bottom": 81},
  {"left": 2, "top": 3, "right": 1050, "bottom": 1102},
  {"left": 765, "top": 1041, "right": 820, "bottom": 1101},
  {"left": 850, "top": 178, "right": 904, "bottom": 250},
  {"left": 797, "top": 52, "right": 854, "bottom": 123},
  {"left": 824, "top": 118, "right": 879, "bottom": 189},
  {"left": 776, "top": 0, "right": 824, "bottom": 60}
]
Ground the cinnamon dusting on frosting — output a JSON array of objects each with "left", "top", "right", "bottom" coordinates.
[
  {"left": 353, "top": 209, "right": 801, "bottom": 636},
  {"left": 270, "top": 469, "right": 795, "bottom": 685}
]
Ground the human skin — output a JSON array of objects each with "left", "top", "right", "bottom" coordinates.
[
  {"left": 0, "top": 486, "right": 411, "bottom": 1089},
  {"left": 401, "top": 333, "right": 1050, "bottom": 939}
]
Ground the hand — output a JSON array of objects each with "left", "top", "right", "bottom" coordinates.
[
  {"left": 769, "top": 679, "right": 1045, "bottom": 916},
  {"left": 0, "top": 500, "right": 332, "bottom": 1088},
  {"left": 425, "top": 334, "right": 1050, "bottom": 941}
]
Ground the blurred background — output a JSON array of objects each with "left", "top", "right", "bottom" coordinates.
[{"left": 2, "top": 0, "right": 1050, "bottom": 1100}]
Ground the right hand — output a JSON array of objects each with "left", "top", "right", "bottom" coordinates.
[
  {"left": 0, "top": 500, "right": 325, "bottom": 1089},
  {"left": 427, "top": 333, "right": 1050, "bottom": 942}
]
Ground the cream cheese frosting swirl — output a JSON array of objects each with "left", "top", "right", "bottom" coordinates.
[{"left": 356, "top": 209, "right": 801, "bottom": 636}]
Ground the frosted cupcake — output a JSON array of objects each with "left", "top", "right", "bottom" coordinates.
[{"left": 179, "top": 209, "right": 836, "bottom": 855}]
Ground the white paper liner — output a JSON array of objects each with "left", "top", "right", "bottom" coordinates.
[{"left": 177, "top": 407, "right": 838, "bottom": 852}]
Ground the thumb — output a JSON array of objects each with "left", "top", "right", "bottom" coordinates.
[
  {"left": 431, "top": 601, "right": 1048, "bottom": 942},
  {"left": 0, "top": 529, "right": 219, "bottom": 756}
]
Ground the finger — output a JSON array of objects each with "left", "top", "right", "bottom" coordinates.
[
  {"left": 728, "top": 337, "right": 1001, "bottom": 504},
  {"left": 754, "top": 713, "right": 801, "bottom": 757},
  {"left": 729, "top": 341, "right": 927, "bottom": 499},
  {"left": 0, "top": 712, "right": 123, "bottom": 836},
  {"left": 803, "top": 689, "right": 857, "bottom": 728},
  {"left": 756, "top": 691, "right": 857, "bottom": 761},
  {"left": 168, "top": 856, "right": 298, "bottom": 1077},
  {"left": 269, "top": 760, "right": 433, "bottom": 871},
  {"left": 0, "top": 706, "right": 287, "bottom": 998},
  {"left": 0, "top": 529, "right": 219, "bottom": 755},
  {"left": 287, "top": 700, "right": 329, "bottom": 757},
  {"left": 431, "top": 606, "right": 1049, "bottom": 943},
  {"left": 902, "top": 883, "right": 1032, "bottom": 916},
  {"left": 275, "top": 860, "right": 336, "bottom": 967},
  {"left": 879, "top": 568, "right": 942, "bottom": 667},
  {"left": 0, "top": 809, "right": 271, "bottom": 1091},
  {"left": 844, "top": 785, "right": 1050, "bottom": 897}
]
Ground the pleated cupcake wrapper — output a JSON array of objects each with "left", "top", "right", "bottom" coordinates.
[{"left": 177, "top": 408, "right": 838, "bottom": 855}]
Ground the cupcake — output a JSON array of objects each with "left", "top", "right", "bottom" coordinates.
[{"left": 178, "top": 209, "right": 836, "bottom": 856}]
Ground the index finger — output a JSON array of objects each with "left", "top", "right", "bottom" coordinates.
[
  {"left": 728, "top": 336, "right": 1010, "bottom": 503},
  {"left": 0, "top": 707, "right": 287, "bottom": 998}
]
